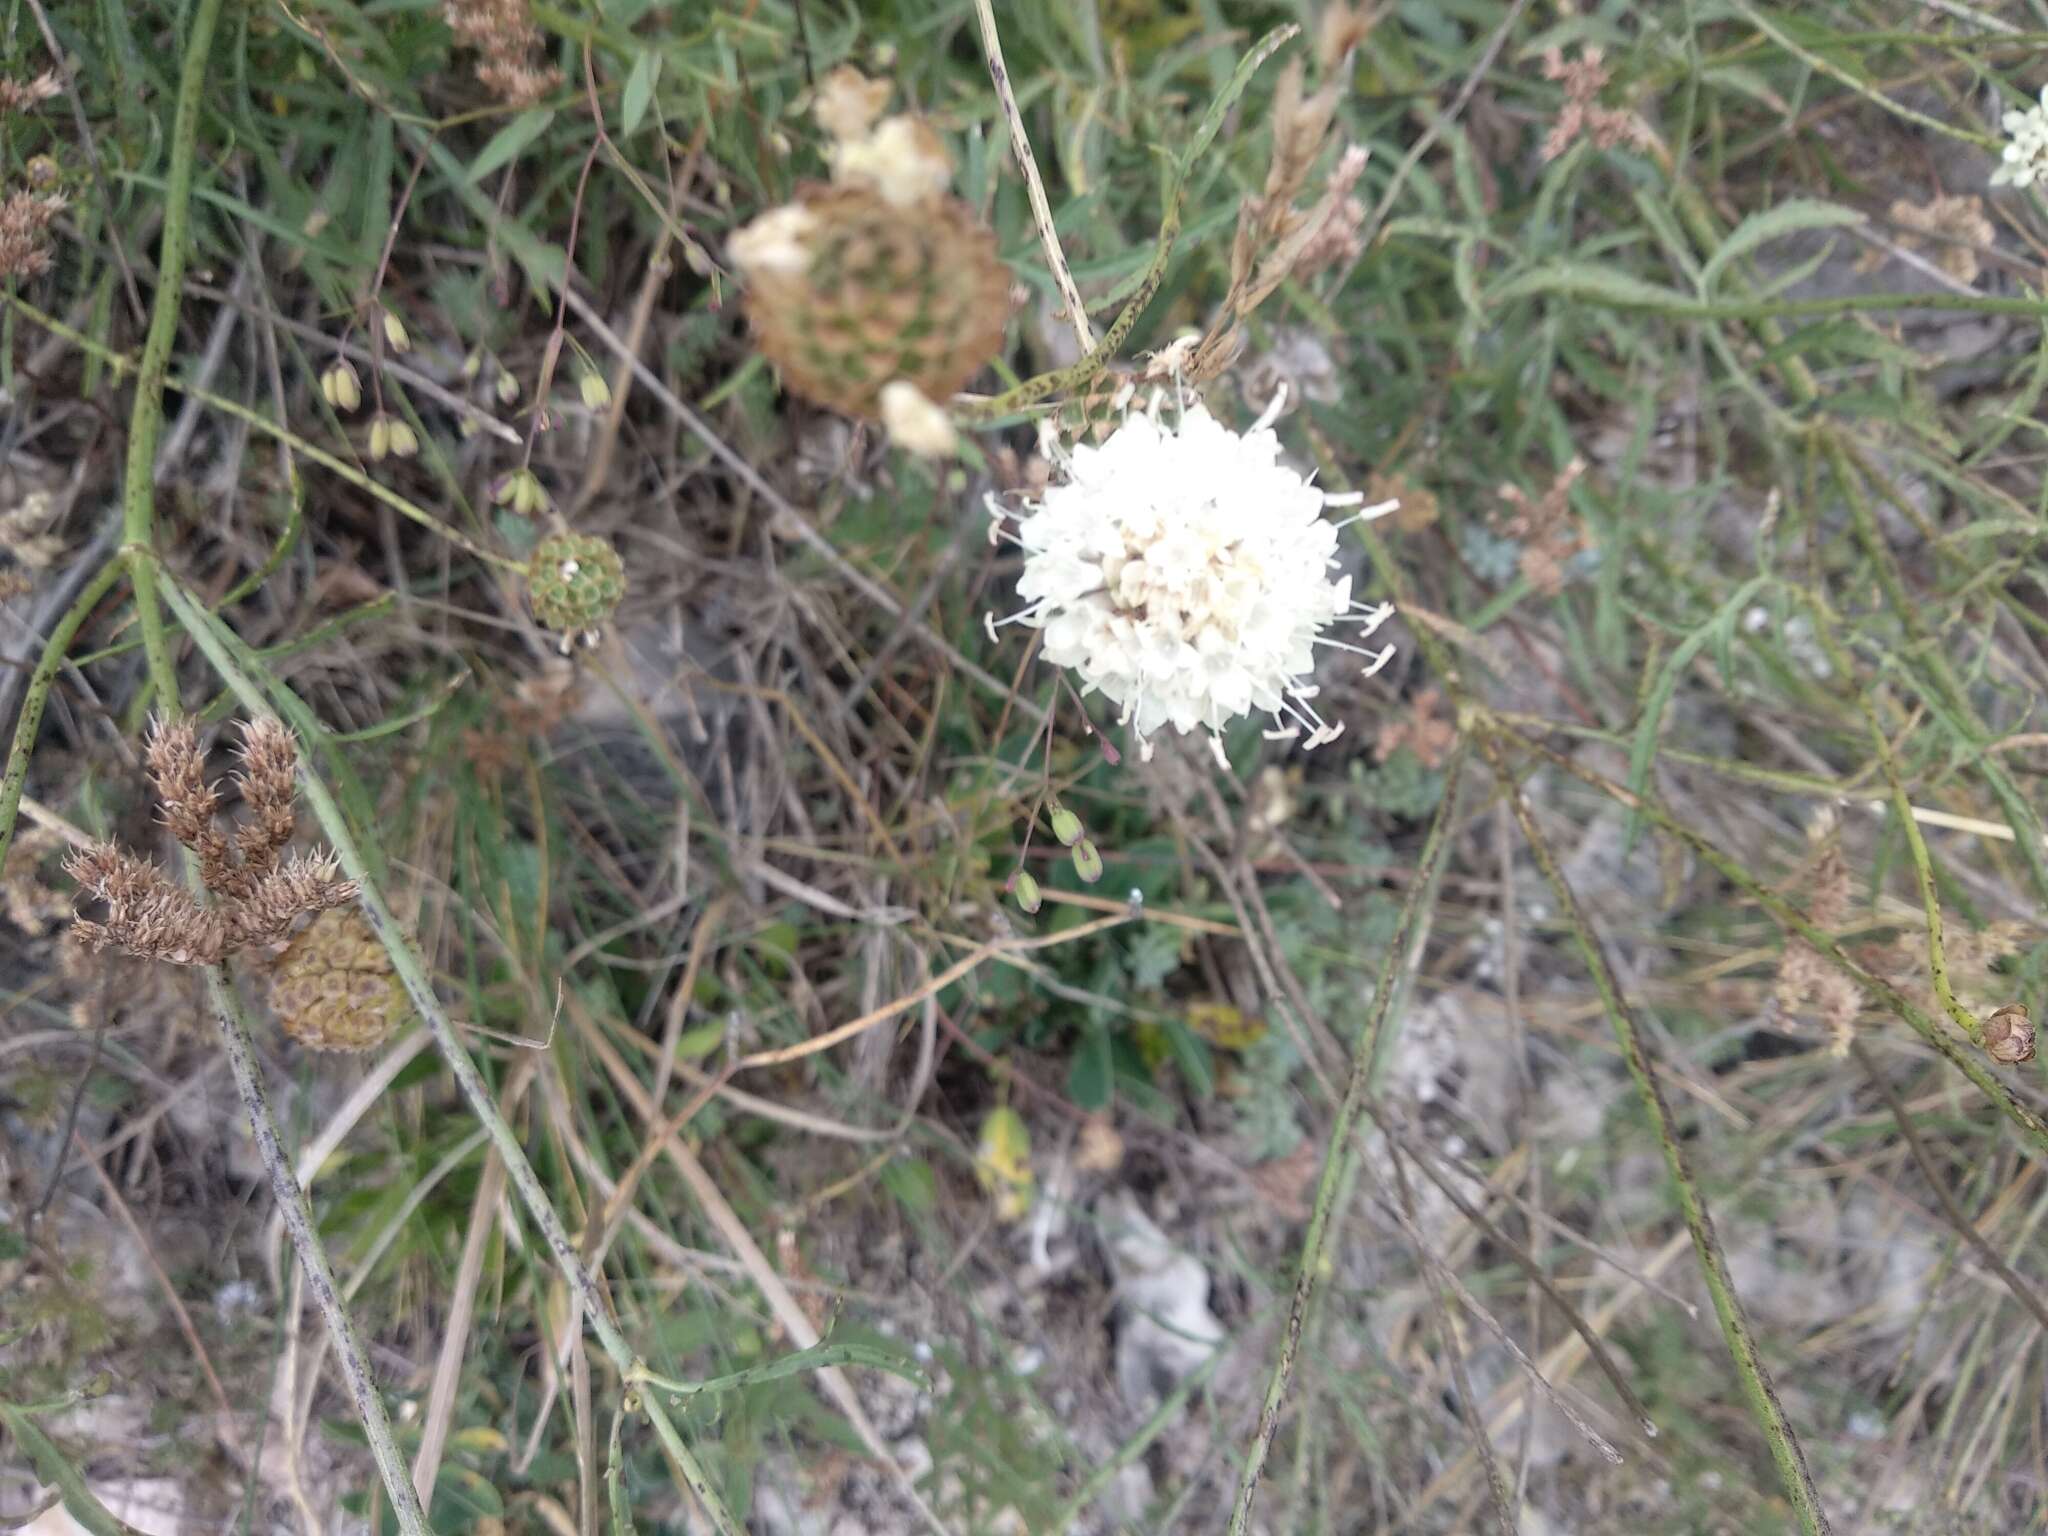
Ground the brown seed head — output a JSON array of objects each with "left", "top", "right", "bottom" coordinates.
[{"left": 1984, "top": 1003, "right": 2036, "bottom": 1066}]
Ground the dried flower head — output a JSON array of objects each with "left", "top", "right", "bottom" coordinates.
[
  {"left": 1540, "top": 47, "right": 1651, "bottom": 161},
  {"left": 1992, "top": 85, "right": 2048, "bottom": 189},
  {"left": 813, "top": 65, "right": 893, "bottom": 147},
  {"left": 1773, "top": 812, "right": 1860, "bottom": 1056},
  {"left": 3, "top": 825, "right": 71, "bottom": 937},
  {"left": 444, "top": 0, "right": 561, "bottom": 107},
  {"left": 1496, "top": 457, "right": 1589, "bottom": 596},
  {"left": 0, "top": 71, "right": 62, "bottom": 114},
  {"left": 830, "top": 114, "right": 953, "bottom": 209},
  {"left": 878, "top": 379, "right": 957, "bottom": 458},
  {"left": 0, "top": 186, "right": 65, "bottom": 281},
  {"left": 1374, "top": 688, "right": 1456, "bottom": 770},
  {"left": 988, "top": 395, "right": 1397, "bottom": 762},
  {"left": 270, "top": 908, "right": 407, "bottom": 1052},
  {"left": 1983, "top": 1003, "right": 2036, "bottom": 1066},
  {"left": 1881, "top": 194, "right": 1995, "bottom": 285},
  {"left": 66, "top": 717, "right": 356, "bottom": 966}
]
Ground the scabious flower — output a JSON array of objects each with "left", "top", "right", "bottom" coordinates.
[
  {"left": 1992, "top": 85, "right": 2048, "bottom": 188},
  {"left": 988, "top": 393, "right": 1395, "bottom": 763}
]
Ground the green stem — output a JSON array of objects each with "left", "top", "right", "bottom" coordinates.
[
  {"left": 121, "top": 0, "right": 227, "bottom": 695},
  {"left": 1226, "top": 738, "right": 1468, "bottom": 1535},
  {"left": 158, "top": 574, "right": 745, "bottom": 1536},
  {"left": 1474, "top": 726, "right": 1832, "bottom": 1536},
  {"left": 0, "top": 555, "right": 124, "bottom": 873},
  {"left": 205, "top": 970, "right": 435, "bottom": 1536}
]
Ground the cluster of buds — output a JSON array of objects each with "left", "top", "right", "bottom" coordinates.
[
  {"left": 1007, "top": 798, "right": 1103, "bottom": 916},
  {"left": 66, "top": 718, "right": 357, "bottom": 967},
  {"left": 368, "top": 412, "right": 421, "bottom": 461},
  {"left": 492, "top": 467, "right": 550, "bottom": 516},
  {"left": 525, "top": 531, "right": 626, "bottom": 651}
]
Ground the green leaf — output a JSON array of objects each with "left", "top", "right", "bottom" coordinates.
[
  {"left": 1159, "top": 1018, "right": 1214, "bottom": 1099},
  {"left": 465, "top": 109, "right": 556, "bottom": 186},
  {"left": 1485, "top": 261, "right": 1692, "bottom": 312},
  {"left": 1700, "top": 199, "right": 1863, "bottom": 293},
  {"left": 880, "top": 1156, "right": 936, "bottom": 1214},
  {"left": 0, "top": 1404, "right": 146, "bottom": 1536},
  {"left": 1069, "top": 1026, "right": 1113, "bottom": 1110},
  {"left": 622, "top": 51, "right": 662, "bottom": 139},
  {"left": 1625, "top": 575, "right": 1771, "bottom": 848}
]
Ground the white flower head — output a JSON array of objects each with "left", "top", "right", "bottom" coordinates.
[
  {"left": 1992, "top": 84, "right": 2048, "bottom": 189},
  {"left": 989, "top": 393, "right": 1397, "bottom": 762}
]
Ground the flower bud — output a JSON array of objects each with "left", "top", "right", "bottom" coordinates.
[
  {"left": 1010, "top": 870, "right": 1042, "bottom": 914},
  {"left": 1048, "top": 805, "right": 1083, "bottom": 847},
  {"left": 496, "top": 370, "right": 521, "bottom": 405},
  {"left": 1071, "top": 838, "right": 1103, "bottom": 885},
  {"left": 382, "top": 310, "right": 410, "bottom": 353},
  {"left": 320, "top": 360, "right": 362, "bottom": 413},
  {"left": 367, "top": 414, "right": 392, "bottom": 461},
  {"left": 385, "top": 419, "right": 420, "bottom": 458},
  {"left": 579, "top": 370, "right": 612, "bottom": 411}
]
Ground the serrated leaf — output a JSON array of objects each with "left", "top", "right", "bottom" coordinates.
[
  {"left": 621, "top": 51, "right": 661, "bottom": 138},
  {"left": 1700, "top": 199, "right": 1863, "bottom": 292}
]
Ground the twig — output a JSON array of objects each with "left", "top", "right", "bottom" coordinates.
[
  {"left": 973, "top": 0, "right": 1095, "bottom": 353},
  {"left": 1227, "top": 738, "right": 1467, "bottom": 1535}
]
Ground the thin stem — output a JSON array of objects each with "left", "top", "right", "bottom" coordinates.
[
  {"left": 120, "top": 0, "right": 228, "bottom": 700},
  {"left": 1474, "top": 727, "right": 1831, "bottom": 1535},
  {"left": 205, "top": 971, "right": 433, "bottom": 1535},
  {"left": 973, "top": 0, "right": 1095, "bottom": 353},
  {"left": 1493, "top": 719, "right": 2048, "bottom": 1153},
  {"left": 157, "top": 575, "right": 745, "bottom": 1536},
  {"left": 1227, "top": 738, "right": 1467, "bottom": 1535},
  {"left": 0, "top": 554, "right": 123, "bottom": 874}
]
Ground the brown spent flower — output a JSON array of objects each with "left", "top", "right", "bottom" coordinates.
[
  {"left": 270, "top": 908, "right": 407, "bottom": 1052},
  {"left": 1983, "top": 1003, "right": 2036, "bottom": 1066},
  {"left": 813, "top": 65, "right": 893, "bottom": 146},
  {"left": 1540, "top": 47, "right": 1652, "bottom": 161},
  {"left": 1886, "top": 193, "right": 1995, "bottom": 286},
  {"left": 1772, "top": 814, "right": 1861, "bottom": 1056},
  {"left": 0, "top": 71, "right": 62, "bottom": 114},
  {"left": 1496, "top": 457, "right": 1589, "bottom": 596},
  {"left": 0, "top": 186, "right": 65, "bottom": 281},
  {"left": 443, "top": 0, "right": 561, "bottom": 107},
  {"left": 1374, "top": 688, "right": 1457, "bottom": 771},
  {"left": 66, "top": 717, "right": 356, "bottom": 967}
]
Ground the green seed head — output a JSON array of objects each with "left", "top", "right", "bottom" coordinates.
[
  {"left": 1011, "top": 869, "right": 1042, "bottom": 914},
  {"left": 1048, "top": 805, "right": 1083, "bottom": 847},
  {"left": 527, "top": 533, "right": 627, "bottom": 635}
]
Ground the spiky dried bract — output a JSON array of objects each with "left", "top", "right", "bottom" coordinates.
[
  {"left": 146, "top": 715, "right": 238, "bottom": 896},
  {"left": 69, "top": 716, "right": 356, "bottom": 969},
  {"left": 0, "top": 71, "right": 61, "bottom": 113},
  {"left": 0, "top": 186, "right": 64, "bottom": 281},
  {"left": 270, "top": 908, "right": 407, "bottom": 1053},
  {"left": 734, "top": 182, "right": 1010, "bottom": 420},
  {"left": 443, "top": 0, "right": 561, "bottom": 107},
  {"left": 233, "top": 717, "right": 300, "bottom": 878},
  {"left": 65, "top": 842, "right": 230, "bottom": 965},
  {"left": 526, "top": 532, "right": 626, "bottom": 635}
]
